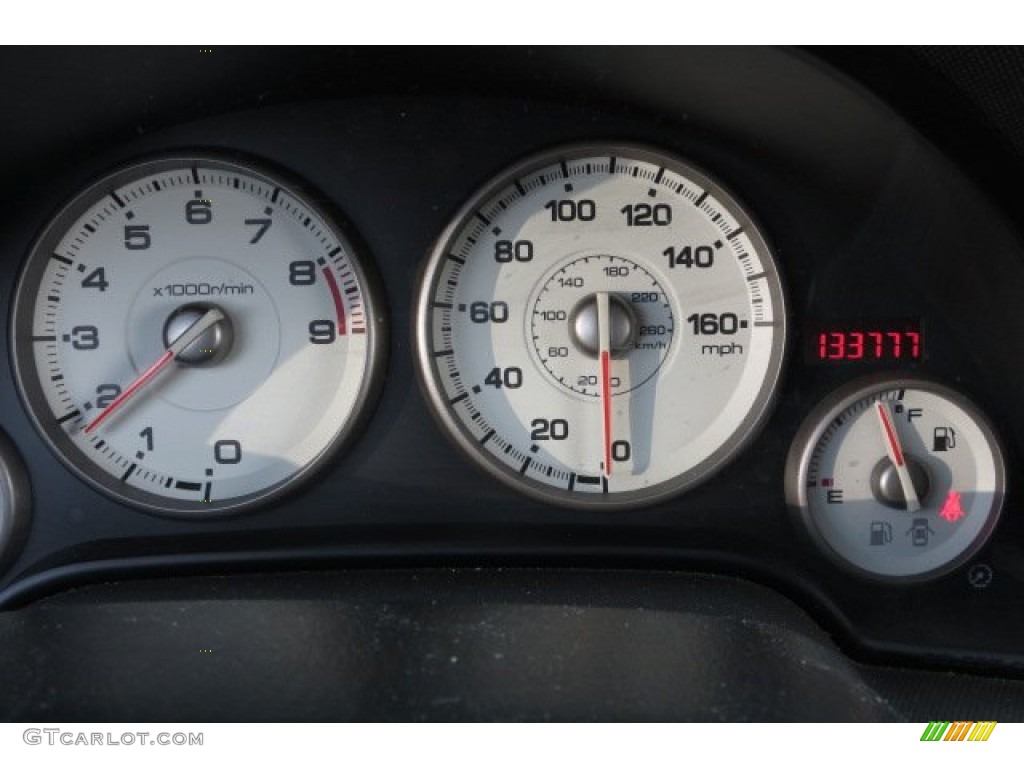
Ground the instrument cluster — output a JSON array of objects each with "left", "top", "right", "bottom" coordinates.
[{"left": 1, "top": 48, "right": 1023, "bottom": 672}]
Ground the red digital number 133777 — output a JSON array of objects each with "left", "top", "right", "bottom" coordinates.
[{"left": 818, "top": 331, "right": 921, "bottom": 360}]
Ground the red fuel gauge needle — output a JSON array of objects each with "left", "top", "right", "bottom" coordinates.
[
  {"left": 84, "top": 308, "right": 225, "bottom": 434},
  {"left": 597, "top": 291, "right": 613, "bottom": 478},
  {"left": 874, "top": 401, "right": 921, "bottom": 512}
]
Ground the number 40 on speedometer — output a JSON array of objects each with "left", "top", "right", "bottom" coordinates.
[{"left": 415, "top": 144, "right": 787, "bottom": 509}]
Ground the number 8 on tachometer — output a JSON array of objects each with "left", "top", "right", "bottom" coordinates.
[{"left": 415, "top": 144, "right": 787, "bottom": 509}]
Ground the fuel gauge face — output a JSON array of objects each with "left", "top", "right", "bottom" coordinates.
[{"left": 786, "top": 377, "right": 1005, "bottom": 581}]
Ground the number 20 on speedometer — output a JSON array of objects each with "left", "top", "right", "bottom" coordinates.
[{"left": 415, "top": 144, "right": 787, "bottom": 509}]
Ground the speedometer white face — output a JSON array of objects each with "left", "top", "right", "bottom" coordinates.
[
  {"left": 416, "top": 144, "right": 786, "bottom": 509},
  {"left": 11, "top": 155, "right": 384, "bottom": 517}
]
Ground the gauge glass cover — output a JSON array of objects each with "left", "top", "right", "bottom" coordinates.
[
  {"left": 11, "top": 155, "right": 384, "bottom": 516},
  {"left": 416, "top": 144, "right": 786, "bottom": 508},
  {"left": 786, "top": 377, "right": 1005, "bottom": 580}
]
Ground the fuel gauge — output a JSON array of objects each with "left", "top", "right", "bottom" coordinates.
[{"left": 785, "top": 377, "right": 1005, "bottom": 581}]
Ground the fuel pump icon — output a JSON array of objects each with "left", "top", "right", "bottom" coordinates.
[
  {"left": 869, "top": 521, "right": 893, "bottom": 546},
  {"left": 933, "top": 427, "right": 956, "bottom": 452}
]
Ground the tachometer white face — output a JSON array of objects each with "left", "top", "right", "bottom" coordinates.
[
  {"left": 12, "top": 156, "right": 384, "bottom": 517},
  {"left": 416, "top": 144, "right": 786, "bottom": 509}
]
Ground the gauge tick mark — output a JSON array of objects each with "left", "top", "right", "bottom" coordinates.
[{"left": 57, "top": 410, "right": 81, "bottom": 425}]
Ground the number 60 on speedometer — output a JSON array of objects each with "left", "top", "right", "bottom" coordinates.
[{"left": 415, "top": 144, "right": 787, "bottom": 509}]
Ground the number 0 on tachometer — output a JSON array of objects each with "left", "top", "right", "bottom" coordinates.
[{"left": 415, "top": 144, "right": 786, "bottom": 509}]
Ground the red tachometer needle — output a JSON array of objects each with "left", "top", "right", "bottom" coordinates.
[
  {"left": 874, "top": 400, "right": 921, "bottom": 511},
  {"left": 597, "top": 292, "right": 613, "bottom": 478},
  {"left": 84, "top": 307, "right": 225, "bottom": 434}
]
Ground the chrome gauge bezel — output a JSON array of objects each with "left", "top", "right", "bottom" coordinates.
[
  {"left": 10, "top": 152, "right": 387, "bottom": 518},
  {"left": 0, "top": 429, "right": 31, "bottom": 575},
  {"left": 785, "top": 375, "right": 1006, "bottom": 583},
  {"left": 415, "top": 142, "right": 788, "bottom": 510}
]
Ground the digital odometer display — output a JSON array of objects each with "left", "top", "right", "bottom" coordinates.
[{"left": 809, "top": 321, "right": 923, "bottom": 363}]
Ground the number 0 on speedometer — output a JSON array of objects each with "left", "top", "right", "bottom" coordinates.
[{"left": 415, "top": 144, "right": 786, "bottom": 509}]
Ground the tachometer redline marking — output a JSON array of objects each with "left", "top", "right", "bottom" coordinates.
[{"left": 322, "top": 268, "right": 348, "bottom": 336}]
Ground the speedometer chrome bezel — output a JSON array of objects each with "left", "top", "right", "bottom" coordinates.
[
  {"left": 10, "top": 151, "right": 388, "bottom": 518},
  {"left": 415, "top": 142, "right": 788, "bottom": 510}
]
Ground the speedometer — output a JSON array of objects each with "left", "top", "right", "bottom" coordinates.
[
  {"left": 415, "top": 144, "right": 786, "bottom": 509},
  {"left": 11, "top": 154, "right": 385, "bottom": 517}
]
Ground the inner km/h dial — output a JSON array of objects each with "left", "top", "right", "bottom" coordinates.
[{"left": 530, "top": 254, "right": 673, "bottom": 398}]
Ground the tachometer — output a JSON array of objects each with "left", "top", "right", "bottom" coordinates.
[
  {"left": 11, "top": 154, "right": 385, "bottom": 517},
  {"left": 415, "top": 144, "right": 786, "bottom": 509}
]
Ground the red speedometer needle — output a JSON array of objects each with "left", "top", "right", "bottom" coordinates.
[
  {"left": 597, "top": 291, "right": 613, "bottom": 478},
  {"left": 874, "top": 401, "right": 921, "bottom": 512},
  {"left": 84, "top": 307, "right": 225, "bottom": 434}
]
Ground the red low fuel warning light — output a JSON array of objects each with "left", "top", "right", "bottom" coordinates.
[
  {"left": 808, "top": 321, "right": 923, "bottom": 363},
  {"left": 939, "top": 490, "right": 965, "bottom": 522}
]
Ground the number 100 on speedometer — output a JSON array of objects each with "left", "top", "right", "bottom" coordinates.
[{"left": 415, "top": 144, "right": 786, "bottom": 509}]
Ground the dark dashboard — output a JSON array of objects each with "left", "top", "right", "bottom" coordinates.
[{"left": 2, "top": 46, "right": 1024, "bottom": 721}]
